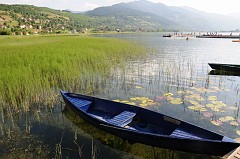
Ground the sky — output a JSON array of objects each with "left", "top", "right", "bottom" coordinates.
[{"left": 0, "top": 0, "right": 239, "bottom": 15}]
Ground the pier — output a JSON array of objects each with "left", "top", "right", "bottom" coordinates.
[{"left": 196, "top": 35, "right": 240, "bottom": 39}]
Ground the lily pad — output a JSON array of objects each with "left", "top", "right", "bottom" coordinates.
[
  {"left": 219, "top": 116, "right": 235, "bottom": 122},
  {"left": 170, "top": 98, "right": 183, "bottom": 105},
  {"left": 188, "top": 106, "right": 206, "bottom": 111},
  {"left": 164, "top": 93, "right": 173, "bottom": 97},
  {"left": 230, "top": 121, "right": 239, "bottom": 126},
  {"left": 195, "top": 96, "right": 204, "bottom": 101},
  {"left": 177, "top": 91, "right": 185, "bottom": 94},
  {"left": 139, "top": 103, "right": 148, "bottom": 107},
  {"left": 211, "top": 101, "right": 226, "bottom": 107},
  {"left": 206, "top": 104, "right": 215, "bottom": 108},
  {"left": 187, "top": 100, "right": 199, "bottom": 106},
  {"left": 130, "top": 98, "right": 137, "bottom": 101},
  {"left": 147, "top": 99, "right": 154, "bottom": 103},
  {"left": 139, "top": 97, "right": 149, "bottom": 101},
  {"left": 237, "top": 130, "right": 240, "bottom": 136},
  {"left": 147, "top": 101, "right": 156, "bottom": 106},
  {"left": 211, "top": 86, "right": 221, "bottom": 92},
  {"left": 211, "top": 120, "right": 222, "bottom": 126},
  {"left": 166, "top": 96, "right": 174, "bottom": 101},
  {"left": 120, "top": 100, "right": 130, "bottom": 103},
  {"left": 208, "top": 96, "right": 217, "bottom": 101},
  {"left": 186, "top": 94, "right": 204, "bottom": 101},
  {"left": 135, "top": 86, "right": 142, "bottom": 89},
  {"left": 234, "top": 138, "right": 240, "bottom": 143},
  {"left": 229, "top": 107, "right": 238, "bottom": 111},
  {"left": 211, "top": 107, "right": 220, "bottom": 112},
  {"left": 199, "top": 108, "right": 208, "bottom": 112}
]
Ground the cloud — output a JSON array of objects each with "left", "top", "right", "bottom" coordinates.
[{"left": 83, "top": 3, "right": 99, "bottom": 11}]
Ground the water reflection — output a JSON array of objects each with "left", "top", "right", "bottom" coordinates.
[
  {"left": 63, "top": 106, "right": 219, "bottom": 159},
  {"left": 1, "top": 33, "right": 240, "bottom": 158}
]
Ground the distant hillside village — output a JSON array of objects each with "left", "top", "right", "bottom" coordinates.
[
  {"left": 0, "top": 4, "right": 176, "bottom": 36},
  {"left": 0, "top": 15, "right": 81, "bottom": 35},
  {"left": 0, "top": 4, "right": 94, "bottom": 35}
]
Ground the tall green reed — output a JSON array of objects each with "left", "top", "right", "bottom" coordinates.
[{"left": 0, "top": 35, "right": 145, "bottom": 113}]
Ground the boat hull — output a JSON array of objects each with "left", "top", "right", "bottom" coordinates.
[
  {"left": 208, "top": 63, "right": 240, "bottom": 72},
  {"left": 60, "top": 91, "right": 239, "bottom": 156}
]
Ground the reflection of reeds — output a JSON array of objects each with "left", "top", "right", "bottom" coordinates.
[
  {"left": 0, "top": 35, "right": 145, "bottom": 113},
  {"left": 92, "top": 139, "right": 100, "bottom": 159},
  {"left": 55, "top": 132, "right": 64, "bottom": 159}
]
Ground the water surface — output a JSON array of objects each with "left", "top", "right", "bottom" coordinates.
[{"left": 1, "top": 32, "right": 240, "bottom": 158}]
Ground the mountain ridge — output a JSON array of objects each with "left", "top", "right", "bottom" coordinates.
[
  {"left": 0, "top": 1, "right": 240, "bottom": 35},
  {"left": 85, "top": 0, "right": 240, "bottom": 31}
]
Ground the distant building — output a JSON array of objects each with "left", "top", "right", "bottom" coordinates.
[
  {"left": 20, "top": 25, "right": 26, "bottom": 29},
  {"left": 0, "top": 25, "right": 7, "bottom": 29},
  {"left": 37, "top": 25, "right": 42, "bottom": 30},
  {"left": 72, "top": 29, "right": 77, "bottom": 34}
]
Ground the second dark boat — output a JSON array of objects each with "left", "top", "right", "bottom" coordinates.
[{"left": 208, "top": 63, "right": 240, "bottom": 72}]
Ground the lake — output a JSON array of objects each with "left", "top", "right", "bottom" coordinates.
[{"left": 1, "top": 32, "right": 240, "bottom": 158}]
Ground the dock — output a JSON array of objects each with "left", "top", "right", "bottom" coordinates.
[{"left": 196, "top": 35, "right": 240, "bottom": 39}]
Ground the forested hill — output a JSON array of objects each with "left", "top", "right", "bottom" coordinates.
[
  {"left": 0, "top": 4, "right": 93, "bottom": 35},
  {"left": 0, "top": 3, "right": 180, "bottom": 35},
  {"left": 85, "top": 0, "right": 240, "bottom": 31},
  {"left": 0, "top": 1, "right": 240, "bottom": 35}
]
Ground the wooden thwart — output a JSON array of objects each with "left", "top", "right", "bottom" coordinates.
[{"left": 226, "top": 147, "right": 240, "bottom": 159}]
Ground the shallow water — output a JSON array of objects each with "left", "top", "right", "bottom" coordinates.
[{"left": 1, "top": 32, "right": 240, "bottom": 158}]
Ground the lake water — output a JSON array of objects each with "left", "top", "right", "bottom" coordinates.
[{"left": 1, "top": 32, "right": 240, "bottom": 158}]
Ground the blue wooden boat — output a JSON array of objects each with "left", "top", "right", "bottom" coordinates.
[
  {"left": 208, "top": 63, "right": 240, "bottom": 72},
  {"left": 60, "top": 90, "right": 239, "bottom": 156}
]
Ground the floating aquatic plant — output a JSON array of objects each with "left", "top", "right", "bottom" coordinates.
[
  {"left": 120, "top": 100, "right": 130, "bottom": 103},
  {"left": 211, "top": 107, "right": 220, "bottom": 112},
  {"left": 228, "top": 107, "right": 238, "bottom": 111},
  {"left": 211, "top": 87, "right": 221, "bottom": 92},
  {"left": 211, "top": 101, "right": 227, "bottom": 107},
  {"left": 188, "top": 105, "right": 207, "bottom": 112},
  {"left": 139, "top": 103, "right": 148, "bottom": 107},
  {"left": 236, "top": 130, "right": 240, "bottom": 136},
  {"left": 170, "top": 98, "right": 183, "bottom": 105},
  {"left": 185, "top": 93, "right": 204, "bottom": 101},
  {"left": 219, "top": 116, "right": 235, "bottom": 122},
  {"left": 206, "top": 104, "right": 215, "bottom": 108},
  {"left": 234, "top": 138, "right": 240, "bottom": 143},
  {"left": 126, "top": 102, "right": 136, "bottom": 106},
  {"left": 211, "top": 120, "right": 222, "bottom": 126},
  {"left": 208, "top": 96, "right": 217, "bottom": 101},
  {"left": 230, "top": 121, "right": 239, "bottom": 126},
  {"left": 164, "top": 93, "right": 173, "bottom": 97}
]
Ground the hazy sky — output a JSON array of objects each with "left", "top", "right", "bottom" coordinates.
[{"left": 0, "top": 0, "right": 239, "bottom": 15}]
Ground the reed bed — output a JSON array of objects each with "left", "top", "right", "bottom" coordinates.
[{"left": 0, "top": 35, "right": 145, "bottom": 113}]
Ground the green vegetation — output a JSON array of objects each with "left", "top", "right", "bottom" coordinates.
[
  {"left": 0, "top": 35, "right": 145, "bottom": 112},
  {"left": 0, "top": 4, "right": 93, "bottom": 35},
  {"left": 0, "top": 4, "right": 176, "bottom": 34}
]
